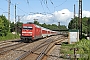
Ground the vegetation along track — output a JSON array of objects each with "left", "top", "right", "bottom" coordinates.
[
  {"left": 16, "top": 35, "right": 66, "bottom": 60},
  {"left": 0, "top": 42, "right": 29, "bottom": 55}
]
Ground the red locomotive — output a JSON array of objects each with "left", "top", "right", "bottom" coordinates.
[{"left": 20, "top": 23, "right": 58, "bottom": 42}]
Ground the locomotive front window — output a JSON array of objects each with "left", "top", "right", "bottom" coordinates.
[{"left": 23, "top": 26, "right": 33, "bottom": 30}]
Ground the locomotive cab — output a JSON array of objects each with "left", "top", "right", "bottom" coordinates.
[
  {"left": 21, "top": 24, "right": 33, "bottom": 42},
  {"left": 20, "top": 23, "right": 42, "bottom": 42}
]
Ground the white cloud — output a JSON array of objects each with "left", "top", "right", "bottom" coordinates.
[
  {"left": 51, "top": 9, "right": 73, "bottom": 26},
  {"left": 21, "top": 9, "right": 90, "bottom": 26},
  {"left": 53, "top": 9, "right": 73, "bottom": 21},
  {"left": 82, "top": 10, "right": 90, "bottom": 17}
]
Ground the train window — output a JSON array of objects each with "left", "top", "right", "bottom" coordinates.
[{"left": 23, "top": 26, "right": 33, "bottom": 30}]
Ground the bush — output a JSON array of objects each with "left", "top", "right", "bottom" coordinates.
[
  {"left": 0, "top": 33, "right": 20, "bottom": 41},
  {"left": 60, "top": 39, "right": 90, "bottom": 60}
]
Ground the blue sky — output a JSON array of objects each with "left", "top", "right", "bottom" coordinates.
[{"left": 0, "top": 0, "right": 90, "bottom": 27}]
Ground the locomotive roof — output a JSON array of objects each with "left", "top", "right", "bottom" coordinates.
[
  {"left": 35, "top": 25, "right": 41, "bottom": 28},
  {"left": 27, "top": 22, "right": 33, "bottom": 24},
  {"left": 41, "top": 27, "right": 47, "bottom": 30}
]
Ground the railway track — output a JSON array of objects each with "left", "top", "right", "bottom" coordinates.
[
  {"left": 0, "top": 42, "right": 29, "bottom": 55},
  {"left": 0, "top": 39, "right": 21, "bottom": 47},
  {"left": 16, "top": 35, "right": 66, "bottom": 60},
  {"left": 0, "top": 41, "right": 12, "bottom": 47}
]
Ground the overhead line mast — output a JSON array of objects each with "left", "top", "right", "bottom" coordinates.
[
  {"left": 74, "top": 4, "right": 76, "bottom": 29},
  {"left": 8, "top": 0, "right": 10, "bottom": 21},
  {"left": 74, "top": 4, "right": 75, "bottom": 19},
  {"left": 8, "top": 0, "right": 11, "bottom": 31},
  {"left": 79, "top": 0, "right": 82, "bottom": 39}
]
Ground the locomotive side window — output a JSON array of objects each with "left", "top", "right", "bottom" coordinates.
[{"left": 23, "top": 26, "right": 33, "bottom": 30}]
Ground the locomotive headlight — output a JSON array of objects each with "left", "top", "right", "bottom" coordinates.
[
  {"left": 22, "top": 34, "right": 24, "bottom": 35},
  {"left": 30, "top": 34, "right": 32, "bottom": 35},
  {"left": 33, "top": 36, "right": 34, "bottom": 37}
]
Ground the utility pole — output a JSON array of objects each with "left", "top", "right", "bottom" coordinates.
[
  {"left": 74, "top": 4, "right": 75, "bottom": 19},
  {"left": 74, "top": 4, "right": 76, "bottom": 29},
  {"left": 18, "top": 16, "right": 20, "bottom": 22},
  {"left": 15, "top": 4, "right": 16, "bottom": 24},
  {"left": 17, "top": 16, "right": 20, "bottom": 33},
  {"left": 8, "top": 0, "right": 11, "bottom": 31},
  {"left": 79, "top": 0, "right": 82, "bottom": 39},
  {"left": 58, "top": 22, "right": 60, "bottom": 27},
  {"left": 58, "top": 22, "right": 60, "bottom": 31},
  {"left": 17, "top": 15, "right": 25, "bottom": 22},
  {"left": 15, "top": 4, "right": 17, "bottom": 35}
]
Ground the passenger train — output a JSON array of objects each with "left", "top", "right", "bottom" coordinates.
[{"left": 20, "top": 23, "right": 59, "bottom": 42}]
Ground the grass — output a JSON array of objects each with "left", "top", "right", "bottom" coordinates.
[
  {"left": 60, "top": 44, "right": 74, "bottom": 54},
  {"left": 60, "top": 39, "right": 90, "bottom": 60},
  {"left": 0, "top": 33, "right": 20, "bottom": 41}
]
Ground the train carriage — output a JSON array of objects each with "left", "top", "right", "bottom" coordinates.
[
  {"left": 41, "top": 27, "right": 48, "bottom": 38},
  {"left": 51, "top": 31, "right": 58, "bottom": 36},
  {"left": 47, "top": 29, "right": 52, "bottom": 36}
]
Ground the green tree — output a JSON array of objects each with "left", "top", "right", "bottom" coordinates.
[
  {"left": 87, "top": 18, "right": 90, "bottom": 36},
  {"left": 68, "top": 17, "right": 89, "bottom": 34},
  {"left": 0, "top": 15, "right": 9, "bottom": 36},
  {"left": 82, "top": 17, "right": 88, "bottom": 33},
  {"left": 41, "top": 23, "right": 47, "bottom": 28},
  {"left": 68, "top": 17, "right": 78, "bottom": 29},
  {"left": 60, "top": 25, "right": 67, "bottom": 30},
  {"left": 10, "top": 22, "right": 15, "bottom": 32},
  {"left": 17, "top": 22, "right": 23, "bottom": 33},
  {"left": 41, "top": 23, "right": 67, "bottom": 30},
  {"left": 34, "top": 20, "right": 39, "bottom": 25}
]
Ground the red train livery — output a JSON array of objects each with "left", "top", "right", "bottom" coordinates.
[{"left": 20, "top": 23, "right": 58, "bottom": 42}]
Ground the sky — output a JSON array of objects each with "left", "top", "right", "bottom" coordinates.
[{"left": 0, "top": 0, "right": 90, "bottom": 27}]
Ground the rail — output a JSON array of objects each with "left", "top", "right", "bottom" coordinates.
[
  {"left": 16, "top": 36, "right": 65, "bottom": 60},
  {"left": 0, "top": 42, "right": 28, "bottom": 55}
]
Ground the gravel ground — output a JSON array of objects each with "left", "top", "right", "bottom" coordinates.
[
  {"left": 0, "top": 36, "right": 56, "bottom": 60},
  {"left": 46, "top": 37, "right": 68, "bottom": 60},
  {"left": 0, "top": 35, "right": 66, "bottom": 60},
  {"left": 46, "top": 45, "right": 69, "bottom": 60},
  {"left": 47, "top": 45, "right": 62, "bottom": 60}
]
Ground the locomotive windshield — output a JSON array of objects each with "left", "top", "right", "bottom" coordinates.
[{"left": 23, "top": 26, "right": 33, "bottom": 30}]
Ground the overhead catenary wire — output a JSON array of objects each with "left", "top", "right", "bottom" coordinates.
[
  {"left": 42, "top": 0, "right": 51, "bottom": 13},
  {"left": 26, "top": 0, "right": 46, "bottom": 15},
  {"left": 0, "top": 8, "right": 7, "bottom": 12},
  {"left": 4, "top": 0, "right": 53, "bottom": 16},
  {"left": 0, "top": 8, "right": 8, "bottom": 16},
  {"left": 27, "top": 0, "right": 29, "bottom": 4},
  {"left": 3, "top": 0, "right": 68, "bottom": 21},
  {"left": 0, "top": 5, "right": 14, "bottom": 17},
  {"left": 39, "top": 0, "right": 46, "bottom": 13},
  {"left": 55, "top": 0, "right": 67, "bottom": 8},
  {"left": 4, "top": 0, "right": 68, "bottom": 15},
  {"left": 49, "top": 0, "right": 55, "bottom": 13},
  {"left": 26, "top": 0, "right": 34, "bottom": 12},
  {"left": 38, "top": 0, "right": 55, "bottom": 24},
  {"left": 5, "top": 0, "right": 29, "bottom": 15},
  {"left": 3, "top": 0, "right": 52, "bottom": 24}
]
